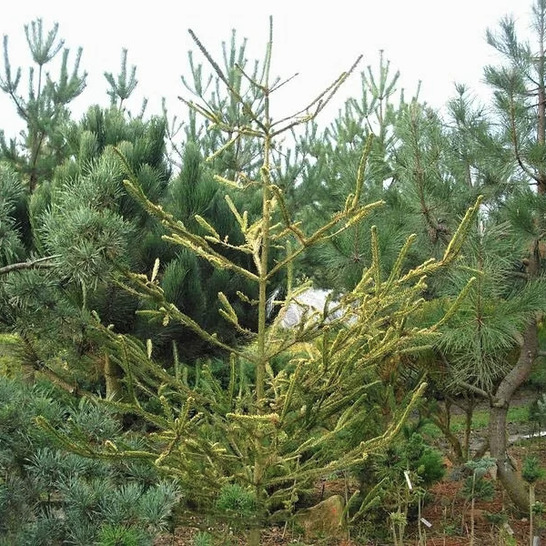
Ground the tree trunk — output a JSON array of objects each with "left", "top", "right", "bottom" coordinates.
[
  {"left": 440, "top": 424, "right": 464, "bottom": 463},
  {"left": 488, "top": 321, "right": 538, "bottom": 512},
  {"left": 463, "top": 398, "right": 476, "bottom": 460},
  {"left": 428, "top": 405, "right": 464, "bottom": 463}
]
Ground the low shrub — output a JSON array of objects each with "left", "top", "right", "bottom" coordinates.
[{"left": 0, "top": 376, "right": 181, "bottom": 545}]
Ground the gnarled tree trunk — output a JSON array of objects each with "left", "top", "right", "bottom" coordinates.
[{"left": 488, "top": 321, "right": 538, "bottom": 512}]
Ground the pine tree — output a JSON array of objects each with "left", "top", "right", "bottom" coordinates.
[
  {"left": 0, "top": 18, "right": 87, "bottom": 193},
  {"left": 292, "top": 2, "right": 546, "bottom": 511},
  {"left": 176, "top": 28, "right": 265, "bottom": 180},
  {"left": 23, "top": 104, "right": 171, "bottom": 396},
  {"left": 0, "top": 20, "right": 172, "bottom": 393},
  {"left": 0, "top": 19, "right": 87, "bottom": 283},
  {"left": 412, "top": 1, "right": 546, "bottom": 508},
  {"left": 146, "top": 141, "right": 266, "bottom": 360},
  {"left": 291, "top": 52, "right": 424, "bottom": 289},
  {"left": 474, "top": 0, "right": 546, "bottom": 509}
]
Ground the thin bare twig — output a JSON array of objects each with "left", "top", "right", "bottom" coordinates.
[
  {"left": 0, "top": 255, "right": 60, "bottom": 276},
  {"left": 271, "top": 55, "right": 363, "bottom": 134}
]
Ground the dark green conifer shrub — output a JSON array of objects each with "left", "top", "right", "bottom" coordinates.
[
  {"left": 351, "top": 431, "right": 445, "bottom": 528},
  {"left": 0, "top": 376, "right": 180, "bottom": 545}
]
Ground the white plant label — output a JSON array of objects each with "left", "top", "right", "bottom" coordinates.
[{"left": 403, "top": 470, "right": 412, "bottom": 490}]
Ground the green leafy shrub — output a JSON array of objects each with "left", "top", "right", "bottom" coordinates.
[
  {"left": 522, "top": 456, "right": 545, "bottom": 485},
  {"left": 529, "top": 393, "right": 546, "bottom": 429},
  {"left": 461, "top": 457, "right": 496, "bottom": 503},
  {"left": 349, "top": 431, "right": 445, "bottom": 541},
  {"left": 355, "top": 431, "right": 445, "bottom": 496},
  {"left": 402, "top": 432, "right": 446, "bottom": 486}
]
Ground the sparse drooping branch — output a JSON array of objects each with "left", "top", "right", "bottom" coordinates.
[{"left": 271, "top": 55, "right": 363, "bottom": 134}]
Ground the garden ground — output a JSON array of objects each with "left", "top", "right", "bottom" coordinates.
[{"left": 155, "top": 392, "right": 546, "bottom": 545}]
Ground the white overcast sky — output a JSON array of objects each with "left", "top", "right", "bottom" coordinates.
[{"left": 0, "top": 0, "right": 535, "bottom": 136}]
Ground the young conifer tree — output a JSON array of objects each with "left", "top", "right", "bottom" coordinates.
[
  {"left": 0, "top": 19, "right": 87, "bottom": 277},
  {"left": 39, "top": 21, "right": 480, "bottom": 544},
  {"left": 0, "top": 18, "right": 87, "bottom": 193}
]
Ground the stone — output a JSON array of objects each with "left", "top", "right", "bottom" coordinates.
[{"left": 295, "top": 494, "right": 345, "bottom": 538}]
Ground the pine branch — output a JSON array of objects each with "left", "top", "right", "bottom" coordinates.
[
  {"left": 267, "top": 200, "right": 384, "bottom": 280},
  {"left": 439, "top": 352, "right": 491, "bottom": 400},
  {"left": 453, "top": 379, "right": 491, "bottom": 400},
  {"left": 271, "top": 55, "right": 363, "bottom": 134},
  {"left": 117, "top": 164, "right": 260, "bottom": 283},
  {"left": 0, "top": 254, "right": 60, "bottom": 276},
  {"left": 38, "top": 367, "right": 88, "bottom": 397},
  {"left": 508, "top": 89, "right": 541, "bottom": 183}
]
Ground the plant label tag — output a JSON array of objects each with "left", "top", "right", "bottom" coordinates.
[
  {"left": 420, "top": 517, "right": 432, "bottom": 528},
  {"left": 403, "top": 470, "right": 412, "bottom": 490}
]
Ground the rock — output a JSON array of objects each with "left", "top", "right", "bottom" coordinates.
[{"left": 295, "top": 494, "right": 345, "bottom": 538}]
